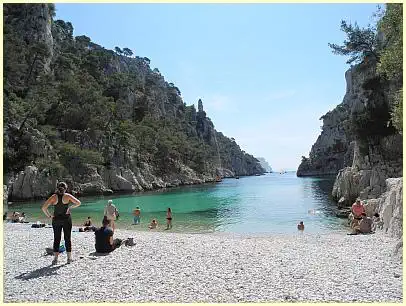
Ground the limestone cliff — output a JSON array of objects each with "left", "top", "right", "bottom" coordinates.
[
  {"left": 297, "top": 61, "right": 378, "bottom": 177},
  {"left": 3, "top": 4, "right": 265, "bottom": 201},
  {"left": 298, "top": 58, "right": 402, "bottom": 205},
  {"left": 362, "top": 178, "right": 403, "bottom": 257}
]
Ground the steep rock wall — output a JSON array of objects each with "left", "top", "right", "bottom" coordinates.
[{"left": 3, "top": 4, "right": 265, "bottom": 201}]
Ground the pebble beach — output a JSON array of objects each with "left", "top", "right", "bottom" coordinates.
[{"left": 3, "top": 223, "right": 403, "bottom": 302}]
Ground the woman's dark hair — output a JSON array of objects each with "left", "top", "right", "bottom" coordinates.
[
  {"left": 57, "top": 182, "right": 68, "bottom": 189},
  {"left": 102, "top": 216, "right": 110, "bottom": 226},
  {"left": 56, "top": 181, "right": 68, "bottom": 194},
  {"left": 167, "top": 208, "right": 171, "bottom": 212}
]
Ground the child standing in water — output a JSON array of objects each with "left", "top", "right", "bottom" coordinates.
[
  {"left": 297, "top": 221, "right": 305, "bottom": 231},
  {"left": 166, "top": 208, "right": 173, "bottom": 230}
]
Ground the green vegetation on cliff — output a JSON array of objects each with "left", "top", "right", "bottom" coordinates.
[
  {"left": 377, "top": 4, "right": 403, "bottom": 133},
  {"left": 3, "top": 3, "right": 264, "bottom": 192},
  {"left": 328, "top": 3, "right": 402, "bottom": 136}
]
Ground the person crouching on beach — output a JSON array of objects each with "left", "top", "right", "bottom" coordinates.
[
  {"left": 42, "top": 181, "right": 81, "bottom": 265},
  {"left": 148, "top": 219, "right": 158, "bottom": 229},
  {"left": 95, "top": 216, "right": 122, "bottom": 253},
  {"left": 297, "top": 221, "right": 304, "bottom": 231},
  {"left": 348, "top": 213, "right": 373, "bottom": 235},
  {"left": 104, "top": 200, "right": 118, "bottom": 232}
]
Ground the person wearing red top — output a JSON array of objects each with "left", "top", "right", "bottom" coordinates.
[{"left": 351, "top": 198, "right": 365, "bottom": 228}]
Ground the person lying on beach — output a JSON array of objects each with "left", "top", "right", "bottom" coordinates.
[
  {"left": 148, "top": 219, "right": 158, "bottom": 229},
  {"left": 348, "top": 213, "right": 374, "bottom": 235},
  {"left": 95, "top": 216, "right": 122, "bottom": 253},
  {"left": 79, "top": 225, "right": 97, "bottom": 232},
  {"left": 297, "top": 221, "right": 304, "bottom": 231}
]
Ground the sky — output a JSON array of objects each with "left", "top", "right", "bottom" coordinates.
[{"left": 55, "top": 3, "right": 380, "bottom": 171}]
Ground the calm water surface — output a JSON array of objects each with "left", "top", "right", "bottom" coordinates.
[{"left": 7, "top": 173, "right": 346, "bottom": 234}]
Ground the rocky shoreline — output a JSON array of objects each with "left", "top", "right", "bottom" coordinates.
[
  {"left": 3, "top": 164, "right": 252, "bottom": 204},
  {"left": 3, "top": 223, "right": 402, "bottom": 302}
]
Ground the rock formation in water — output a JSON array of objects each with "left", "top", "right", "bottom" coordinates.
[{"left": 3, "top": 4, "right": 265, "bottom": 201}]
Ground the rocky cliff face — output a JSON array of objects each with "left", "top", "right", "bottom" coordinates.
[
  {"left": 298, "top": 59, "right": 402, "bottom": 205},
  {"left": 298, "top": 56, "right": 402, "bottom": 256},
  {"left": 332, "top": 134, "right": 402, "bottom": 207},
  {"left": 297, "top": 61, "right": 378, "bottom": 177},
  {"left": 361, "top": 178, "right": 403, "bottom": 257},
  {"left": 3, "top": 4, "right": 265, "bottom": 201}
]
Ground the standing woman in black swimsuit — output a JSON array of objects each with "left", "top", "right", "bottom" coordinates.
[{"left": 42, "top": 182, "right": 81, "bottom": 265}]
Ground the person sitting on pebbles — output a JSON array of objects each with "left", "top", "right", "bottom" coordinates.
[
  {"left": 11, "top": 211, "right": 21, "bottom": 223},
  {"left": 79, "top": 216, "right": 97, "bottom": 232},
  {"left": 350, "top": 198, "right": 365, "bottom": 228},
  {"left": 348, "top": 213, "right": 374, "bottom": 235},
  {"left": 95, "top": 216, "right": 123, "bottom": 253},
  {"left": 148, "top": 219, "right": 158, "bottom": 230}
]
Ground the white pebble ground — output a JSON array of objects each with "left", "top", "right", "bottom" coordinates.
[{"left": 3, "top": 223, "right": 402, "bottom": 302}]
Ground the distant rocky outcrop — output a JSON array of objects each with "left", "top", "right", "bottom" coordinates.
[{"left": 257, "top": 157, "right": 272, "bottom": 172}]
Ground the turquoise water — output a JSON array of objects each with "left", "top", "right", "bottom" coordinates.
[{"left": 6, "top": 173, "right": 347, "bottom": 234}]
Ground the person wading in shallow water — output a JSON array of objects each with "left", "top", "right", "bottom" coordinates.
[
  {"left": 104, "top": 200, "right": 119, "bottom": 232},
  {"left": 42, "top": 182, "right": 81, "bottom": 265},
  {"left": 165, "top": 207, "right": 173, "bottom": 230}
]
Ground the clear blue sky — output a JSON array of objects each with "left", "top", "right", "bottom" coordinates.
[{"left": 55, "top": 3, "right": 380, "bottom": 171}]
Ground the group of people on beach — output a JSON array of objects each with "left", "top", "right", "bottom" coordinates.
[
  {"left": 145, "top": 208, "right": 173, "bottom": 230},
  {"left": 296, "top": 198, "right": 383, "bottom": 234},
  {"left": 103, "top": 200, "right": 173, "bottom": 230},
  {"left": 348, "top": 198, "right": 382, "bottom": 235},
  {"left": 36, "top": 180, "right": 383, "bottom": 265},
  {"left": 41, "top": 181, "right": 174, "bottom": 265},
  {"left": 4, "top": 211, "right": 27, "bottom": 223}
]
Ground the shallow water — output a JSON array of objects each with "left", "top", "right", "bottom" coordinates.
[{"left": 7, "top": 172, "right": 347, "bottom": 234}]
